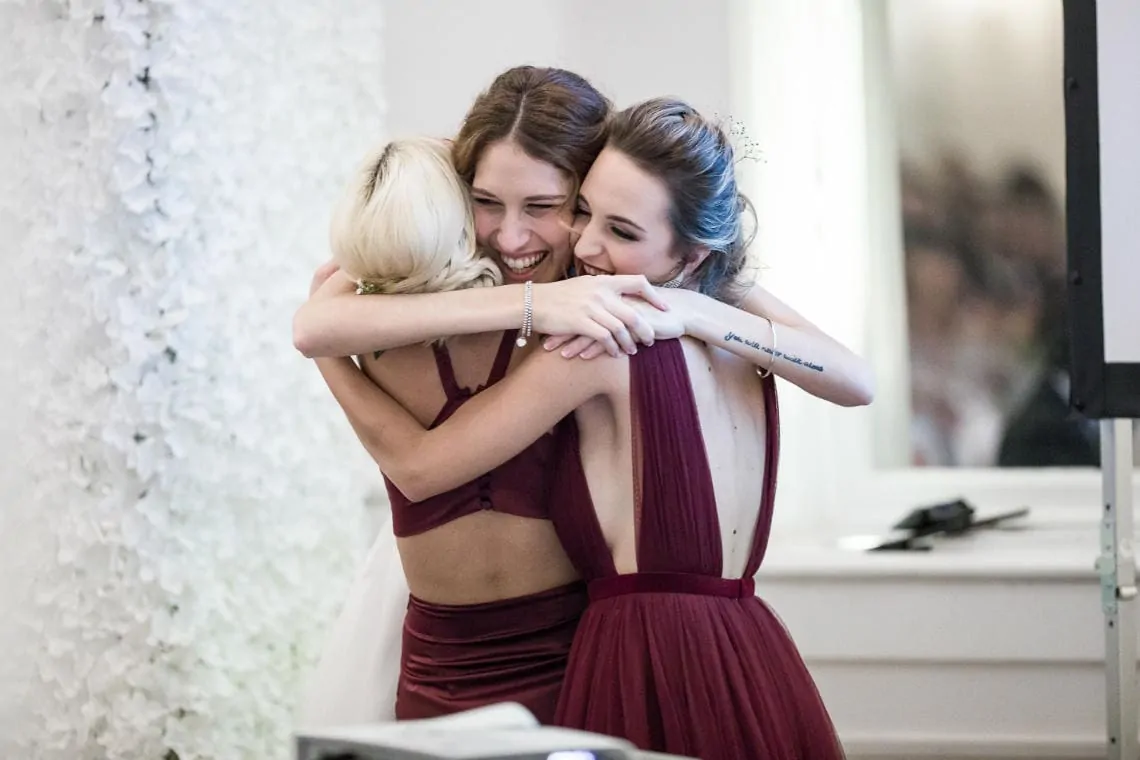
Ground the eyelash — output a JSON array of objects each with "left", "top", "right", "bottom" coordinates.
[
  {"left": 576, "top": 206, "right": 637, "bottom": 242},
  {"left": 474, "top": 198, "right": 556, "bottom": 214}
]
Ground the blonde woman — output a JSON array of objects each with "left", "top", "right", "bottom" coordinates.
[
  {"left": 299, "top": 67, "right": 643, "bottom": 728},
  {"left": 301, "top": 135, "right": 532, "bottom": 727},
  {"left": 329, "top": 138, "right": 501, "bottom": 298}
]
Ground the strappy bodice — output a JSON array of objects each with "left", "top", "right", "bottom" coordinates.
[
  {"left": 425, "top": 329, "right": 515, "bottom": 427},
  {"left": 549, "top": 338, "right": 780, "bottom": 586},
  {"left": 385, "top": 330, "right": 559, "bottom": 538}
]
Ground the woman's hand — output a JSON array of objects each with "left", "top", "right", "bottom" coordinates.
[
  {"left": 532, "top": 275, "right": 671, "bottom": 357},
  {"left": 543, "top": 291, "right": 687, "bottom": 359}
]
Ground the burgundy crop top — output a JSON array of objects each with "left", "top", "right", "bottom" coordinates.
[{"left": 384, "top": 330, "right": 561, "bottom": 538}]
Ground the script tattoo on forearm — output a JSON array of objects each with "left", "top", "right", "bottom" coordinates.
[{"left": 724, "top": 330, "right": 824, "bottom": 373}]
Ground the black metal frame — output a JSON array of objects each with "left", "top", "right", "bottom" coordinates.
[{"left": 1063, "top": 0, "right": 1140, "bottom": 419}]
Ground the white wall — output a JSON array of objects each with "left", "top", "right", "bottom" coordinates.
[{"left": 382, "top": 0, "right": 732, "bottom": 138}]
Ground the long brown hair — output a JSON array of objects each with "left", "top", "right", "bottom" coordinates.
[{"left": 452, "top": 66, "right": 611, "bottom": 199}]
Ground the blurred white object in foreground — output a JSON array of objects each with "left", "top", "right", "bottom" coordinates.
[{"left": 294, "top": 703, "right": 695, "bottom": 759}]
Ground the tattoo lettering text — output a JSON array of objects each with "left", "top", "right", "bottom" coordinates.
[{"left": 724, "top": 330, "right": 824, "bottom": 373}]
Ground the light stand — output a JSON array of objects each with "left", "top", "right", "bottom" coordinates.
[{"left": 1098, "top": 420, "right": 1137, "bottom": 760}]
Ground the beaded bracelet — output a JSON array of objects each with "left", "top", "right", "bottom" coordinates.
[{"left": 516, "top": 280, "right": 534, "bottom": 348}]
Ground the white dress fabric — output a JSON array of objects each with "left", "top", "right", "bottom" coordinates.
[{"left": 297, "top": 513, "right": 408, "bottom": 728}]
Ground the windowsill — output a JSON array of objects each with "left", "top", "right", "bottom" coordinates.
[
  {"left": 761, "top": 508, "right": 1109, "bottom": 581},
  {"left": 794, "top": 461, "right": 1140, "bottom": 546}
]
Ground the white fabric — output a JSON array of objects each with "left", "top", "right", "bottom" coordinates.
[{"left": 297, "top": 513, "right": 409, "bottom": 728}]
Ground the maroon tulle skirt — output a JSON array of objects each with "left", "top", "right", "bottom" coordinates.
[
  {"left": 553, "top": 574, "right": 845, "bottom": 760},
  {"left": 395, "top": 581, "right": 588, "bottom": 723}
]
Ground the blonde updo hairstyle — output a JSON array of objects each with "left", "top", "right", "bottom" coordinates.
[{"left": 330, "top": 136, "right": 501, "bottom": 295}]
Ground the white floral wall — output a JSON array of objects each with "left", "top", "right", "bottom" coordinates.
[{"left": 0, "top": 1, "right": 385, "bottom": 758}]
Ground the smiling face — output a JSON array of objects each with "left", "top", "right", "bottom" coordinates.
[
  {"left": 470, "top": 139, "right": 576, "bottom": 285},
  {"left": 572, "top": 147, "right": 693, "bottom": 283}
]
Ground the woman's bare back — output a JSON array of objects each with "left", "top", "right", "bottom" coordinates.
[
  {"left": 578, "top": 336, "right": 769, "bottom": 578},
  {"left": 680, "top": 339, "right": 768, "bottom": 576}
]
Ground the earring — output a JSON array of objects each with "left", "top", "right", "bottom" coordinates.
[{"left": 659, "top": 271, "right": 684, "bottom": 289}]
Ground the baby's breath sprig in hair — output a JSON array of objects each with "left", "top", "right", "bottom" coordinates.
[
  {"left": 714, "top": 112, "right": 764, "bottom": 165},
  {"left": 356, "top": 280, "right": 384, "bottom": 295}
]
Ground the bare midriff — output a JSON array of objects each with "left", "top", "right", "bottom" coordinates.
[{"left": 397, "top": 510, "right": 579, "bottom": 604}]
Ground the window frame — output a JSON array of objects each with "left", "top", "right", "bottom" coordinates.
[{"left": 728, "top": 0, "right": 1129, "bottom": 546}]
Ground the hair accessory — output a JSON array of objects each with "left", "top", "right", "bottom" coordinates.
[
  {"left": 714, "top": 113, "right": 764, "bottom": 165},
  {"left": 356, "top": 280, "right": 384, "bottom": 295}
]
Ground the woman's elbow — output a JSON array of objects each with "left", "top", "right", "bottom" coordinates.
[
  {"left": 840, "top": 363, "right": 876, "bottom": 407},
  {"left": 390, "top": 474, "right": 429, "bottom": 503},
  {"left": 292, "top": 307, "right": 325, "bottom": 358},
  {"left": 387, "top": 466, "right": 440, "bottom": 503},
  {"left": 840, "top": 385, "right": 875, "bottom": 408},
  {"left": 376, "top": 449, "right": 441, "bottom": 502},
  {"left": 359, "top": 441, "right": 429, "bottom": 502}
]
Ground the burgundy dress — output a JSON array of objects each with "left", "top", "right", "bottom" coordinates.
[
  {"left": 550, "top": 339, "right": 845, "bottom": 760},
  {"left": 383, "top": 330, "right": 587, "bottom": 724}
]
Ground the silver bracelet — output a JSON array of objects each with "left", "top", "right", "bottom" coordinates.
[
  {"left": 756, "top": 317, "right": 777, "bottom": 378},
  {"left": 516, "top": 280, "right": 533, "bottom": 348}
]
